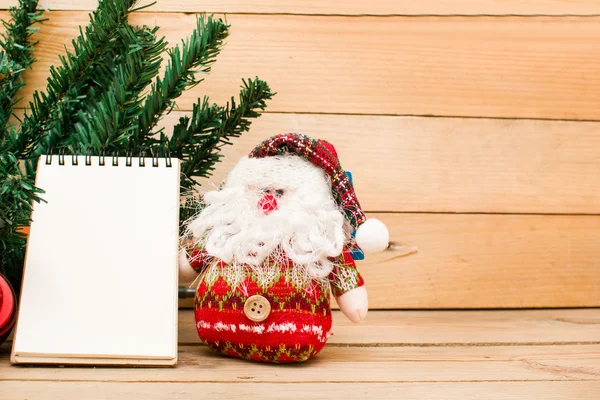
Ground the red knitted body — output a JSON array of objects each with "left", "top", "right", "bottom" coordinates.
[{"left": 194, "top": 256, "right": 333, "bottom": 363}]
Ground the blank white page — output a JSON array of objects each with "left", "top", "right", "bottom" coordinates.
[{"left": 13, "top": 156, "right": 179, "bottom": 361}]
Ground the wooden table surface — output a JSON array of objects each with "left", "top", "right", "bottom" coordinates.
[{"left": 1, "top": 309, "right": 599, "bottom": 399}]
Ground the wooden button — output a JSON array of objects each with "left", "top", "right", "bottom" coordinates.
[{"left": 244, "top": 295, "right": 271, "bottom": 322}]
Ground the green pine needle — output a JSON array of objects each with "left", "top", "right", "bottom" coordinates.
[
  {"left": 70, "top": 25, "right": 168, "bottom": 153},
  {"left": 0, "top": 0, "right": 44, "bottom": 287},
  {"left": 0, "top": 0, "right": 44, "bottom": 70},
  {"left": 0, "top": 0, "right": 44, "bottom": 138},
  {"left": 138, "top": 15, "right": 229, "bottom": 141},
  {"left": 169, "top": 77, "right": 275, "bottom": 191},
  {"left": 0, "top": 148, "right": 44, "bottom": 282},
  {"left": 17, "top": 0, "right": 137, "bottom": 158}
]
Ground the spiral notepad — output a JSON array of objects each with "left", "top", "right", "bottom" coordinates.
[{"left": 11, "top": 154, "right": 180, "bottom": 366}]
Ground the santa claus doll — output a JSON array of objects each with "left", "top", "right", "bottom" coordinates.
[{"left": 179, "top": 133, "right": 389, "bottom": 363}]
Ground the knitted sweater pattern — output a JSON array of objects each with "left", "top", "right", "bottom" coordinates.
[{"left": 186, "top": 245, "right": 364, "bottom": 362}]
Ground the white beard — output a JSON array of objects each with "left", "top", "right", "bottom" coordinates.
[{"left": 185, "top": 155, "right": 350, "bottom": 281}]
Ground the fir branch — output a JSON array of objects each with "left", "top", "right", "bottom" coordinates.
[
  {"left": 137, "top": 15, "right": 229, "bottom": 142},
  {"left": 0, "top": 0, "right": 43, "bottom": 69},
  {"left": 0, "top": 54, "right": 24, "bottom": 135},
  {"left": 70, "top": 25, "right": 167, "bottom": 152},
  {"left": 0, "top": 149, "right": 43, "bottom": 280},
  {"left": 0, "top": 0, "right": 44, "bottom": 136},
  {"left": 16, "top": 0, "right": 137, "bottom": 158},
  {"left": 168, "top": 78, "right": 274, "bottom": 191},
  {"left": 0, "top": 0, "right": 44, "bottom": 285}
]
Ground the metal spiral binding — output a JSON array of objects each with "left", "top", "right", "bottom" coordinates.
[
  {"left": 43, "top": 148, "right": 174, "bottom": 167},
  {"left": 152, "top": 149, "right": 159, "bottom": 168},
  {"left": 58, "top": 149, "right": 65, "bottom": 166},
  {"left": 85, "top": 148, "right": 93, "bottom": 166}
]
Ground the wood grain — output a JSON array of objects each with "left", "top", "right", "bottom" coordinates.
[
  {"left": 2, "top": 309, "right": 599, "bottom": 397},
  {"left": 2, "top": 344, "right": 600, "bottom": 382},
  {"left": 181, "top": 212, "right": 600, "bottom": 309},
  {"left": 157, "top": 113, "right": 600, "bottom": 214},
  {"left": 367, "top": 213, "right": 600, "bottom": 308},
  {"left": 6, "top": 0, "right": 600, "bottom": 15},
  {"left": 3, "top": 381, "right": 600, "bottom": 400},
  {"left": 10, "top": 111, "right": 600, "bottom": 214},
  {"left": 8, "top": 12, "right": 600, "bottom": 120},
  {"left": 178, "top": 309, "right": 600, "bottom": 345}
]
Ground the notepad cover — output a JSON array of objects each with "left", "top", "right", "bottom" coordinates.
[{"left": 11, "top": 156, "right": 180, "bottom": 365}]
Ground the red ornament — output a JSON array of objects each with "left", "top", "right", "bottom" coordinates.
[{"left": 0, "top": 274, "right": 16, "bottom": 345}]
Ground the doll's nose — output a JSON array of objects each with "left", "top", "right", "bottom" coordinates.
[{"left": 258, "top": 193, "right": 278, "bottom": 215}]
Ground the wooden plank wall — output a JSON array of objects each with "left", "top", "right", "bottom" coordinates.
[{"left": 2, "top": 0, "right": 600, "bottom": 308}]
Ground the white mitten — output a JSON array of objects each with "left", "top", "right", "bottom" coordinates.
[
  {"left": 336, "top": 285, "right": 368, "bottom": 323},
  {"left": 178, "top": 248, "right": 198, "bottom": 283}
]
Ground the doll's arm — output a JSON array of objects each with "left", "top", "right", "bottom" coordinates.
[
  {"left": 179, "top": 240, "right": 210, "bottom": 283},
  {"left": 330, "top": 251, "right": 368, "bottom": 323}
]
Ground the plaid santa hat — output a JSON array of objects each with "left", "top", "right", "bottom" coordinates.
[{"left": 249, "top": 133, "right": 389, "bottom": 253}]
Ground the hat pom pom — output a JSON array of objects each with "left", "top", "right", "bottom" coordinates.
[{"left": 355, "top": 218, "right": 389, "bottom": 253}]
